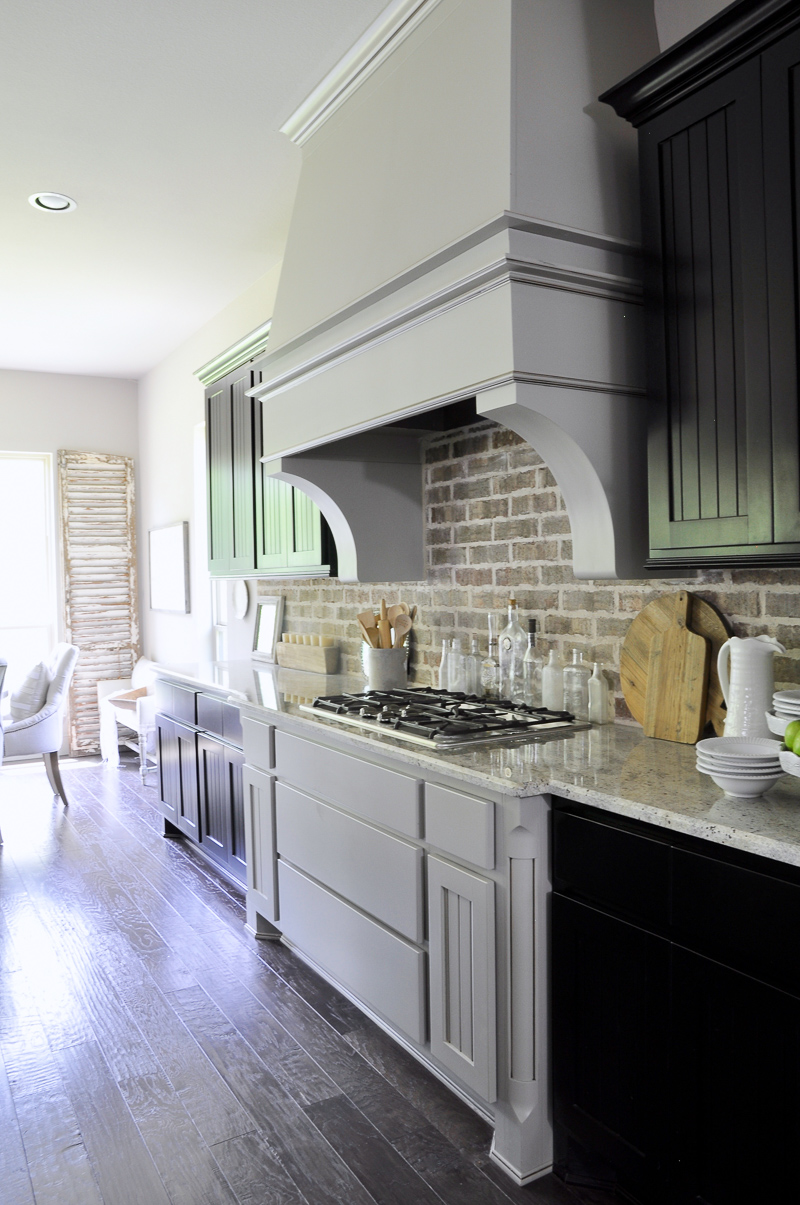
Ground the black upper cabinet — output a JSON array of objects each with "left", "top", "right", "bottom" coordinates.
[
  {"left": 602, "top": 0, "right": 800, "bottom": 566},
  {"left": 205, "top": 364, "right": 336, "bottom": 578}
]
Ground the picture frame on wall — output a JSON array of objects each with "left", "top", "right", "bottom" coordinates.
[
  {"left": 149, "top": 522, "right": 190, "bottom": 613},
  {"left": 252, "top": 595, "right": 284, "bottom": 663}
]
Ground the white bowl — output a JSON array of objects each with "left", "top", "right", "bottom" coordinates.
[
  {"left": 697, "top": 763, "right": 781, "bottom": 779},
  {"left": 696, "top": 750, "right": 782, "bottom": 766},
  {"left": 696, "top": 757, "right": 782, "bottom": 773},
  {"left": 774, "top": 690, "right": 800, "bottom": 705},
  {"left": 779, "top": 748, "right": 800, "bottom": 777},
  {"left": 696, "top": 736, "right": 783, "bottom": 758},
  {"left": 706, "top": 770, "right": 783, "bottom": 798},
  {"left": 766, "top": 712, "right": 791, "bottom": 737}
]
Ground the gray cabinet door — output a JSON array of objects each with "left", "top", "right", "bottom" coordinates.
[
  {"left": 428, "top": 854, "right": 497, "bottom": 1103},
  {"left": 243, "top": 764, "right": 278, "bottom": 928}
]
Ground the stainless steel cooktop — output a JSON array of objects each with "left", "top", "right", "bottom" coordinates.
[{"left": 300, "top": 687, "right": 583, "bottom": 748}]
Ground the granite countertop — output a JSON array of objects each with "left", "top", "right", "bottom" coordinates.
[{"left": 155, "top": 659, "right": 800, "bottom": 869}]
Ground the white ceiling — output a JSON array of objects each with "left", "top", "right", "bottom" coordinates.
[{"left": 0, "top": 0, "right": 388, "bottom": 379}]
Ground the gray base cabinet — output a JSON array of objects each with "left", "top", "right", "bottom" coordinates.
[{"left": 242, "top": 710, "right": 552, "bottom": 1188}]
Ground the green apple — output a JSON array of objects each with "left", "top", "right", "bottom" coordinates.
[
  {"left": 792, "top": 729, "right": 800, "bottom": 758},
  {"left": 784, "top": 719, "right": 800, "bottom": 750}
]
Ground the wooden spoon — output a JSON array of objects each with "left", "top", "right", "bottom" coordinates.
[
  {"left": 377, "top": 598, "right": 392, "bottom": 649},
  {"left": 387, "top": 603, "right": 407, "bottom": 625},
  {"left": 358, "top": 619, "right": 379, "bottom": 648},
  {"left": 392, "top": 614, "right": 413, "bottom": 647}
]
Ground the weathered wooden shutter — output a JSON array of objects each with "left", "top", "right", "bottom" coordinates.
[{"left": 58, "top": 451, "right": 139, "bottom": 755}]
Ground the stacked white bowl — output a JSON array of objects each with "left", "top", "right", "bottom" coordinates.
[
  {"left": 695, "top": 736, "right": 784, "bottom": 798},
  {"left": 772, "top": 689, "right": 800, "bottom": 722}
]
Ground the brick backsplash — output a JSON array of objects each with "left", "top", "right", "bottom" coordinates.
[{"left": 258, "top": 419, "right": 800, "bottom": 719}]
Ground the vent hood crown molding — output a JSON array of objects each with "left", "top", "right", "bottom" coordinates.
[{"left": 281, "top": 0, "right": 445, "bottom": 147}]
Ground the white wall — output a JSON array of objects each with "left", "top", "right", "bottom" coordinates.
[
  {"left": 0, "top": 369, "right": 138, "bottom": 457},
  {"left": 137, "top": 265, "right": 282, "bottom": 664},
  {"left": 654, "top": 0, "right": 731, "bottom": 51}
]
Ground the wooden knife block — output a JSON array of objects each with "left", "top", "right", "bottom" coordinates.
[{"left": 275, "top": 643, "right": 340, "bottom": 674}]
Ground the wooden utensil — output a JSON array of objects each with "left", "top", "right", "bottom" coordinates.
[
  {"left": 358, "top": 619, "right": 379, "bottom": 648},
  {"left": 620, "top": 591, "right": 730, "bottom": 736},
  {"left": 643, "top": 591, "right": 710, "bottom": 743},
  {"left": 377, "top": 598, "right": 392, "bottom": 649},
  {"left": 392, "top": 614, "right": 413, "bottom": 647},
  {"left": 387, "top": 603, "right": 408, "bottom": 624},
  {"left": 358, "top": 608, "right": 378, "bottom": 629}
]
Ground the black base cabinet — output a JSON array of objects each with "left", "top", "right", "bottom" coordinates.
[
  {"left": 552, "top": 799, "right": 800, "bottom": 1204},
  {"left": 155, "top": 680, "right": 245, "bottom": 885}
]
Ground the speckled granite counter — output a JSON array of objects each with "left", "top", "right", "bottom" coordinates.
[{"left": 155, "top": 659, "right": 800, "bottom": 869}]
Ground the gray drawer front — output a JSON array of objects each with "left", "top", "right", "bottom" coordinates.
[
  {"left": 275, "top": 730, "right": 422, "bottom": 837},
  {"left": 275, "top": 782, "right": 423, "bottom": 943},
  {"left": 242, "top": 716, "right": 275, "bottom": 772},
  {"left": 197, "top": 694, "right": 244, "bottom": 749},
  {"left": 155, "top": 680, "right": 196, "bottom": 726},
  {"left": 278, "top": 861, "right": 426, "bottom": 1044},
  {"left": 425, "top": 783, "right": 495, "bottom": 870}
]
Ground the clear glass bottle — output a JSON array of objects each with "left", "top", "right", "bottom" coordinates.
[
  {"left": 589, "top": 662, "right": 613, "bottom": 724},
  {"left": 563, "top": 648, "right": 591, "bottom": 721},
  {"left": 522, "top": 618, "right": 543, "bottom": 708},
  {"left": 447, "top": 637, "right": 466, "bottom": 693},
  {"left": 542, "top": 648, "right": 564, "bottom": 711},
  {"left": 437, "top": 638, "right": 448, "bottom": 690},
  {"left": 481, "top": 637, "right": 500, "bottom": 699},
  {"left": 465, "top": 636, "right": 482, "bottom": 696},
  {"left": 499, "top": 596, "right": 527, "bottom": 703}
]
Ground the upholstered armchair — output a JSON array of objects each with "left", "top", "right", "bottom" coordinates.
[{"left": 2, "top": 643, "right": 79, "bottom": 805}]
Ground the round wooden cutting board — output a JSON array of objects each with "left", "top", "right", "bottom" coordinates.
[{"left": 620, "top": 592, "right": 731, "bottom": 736}]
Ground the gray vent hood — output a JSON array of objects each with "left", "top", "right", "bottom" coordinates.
[{"left": 250, "top": 0, "right": 659, "bottom": 581}]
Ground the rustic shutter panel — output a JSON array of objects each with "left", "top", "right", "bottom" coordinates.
[{"left": 58, "top": 451, "right": 139, "bottom": 755}]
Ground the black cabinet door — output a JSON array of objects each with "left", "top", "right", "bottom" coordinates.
[
  {"left": 206, "top": 365, "right": 257, "bottom": 575},
  {"left": 640, "top": 58, "right": 771, "bottom": 561},
  {"left": 671, "top": 946, "right": 800, "bottom": 1204},
  {"left": 197, "top": 734, "right": 246, "bottom": 883},
  {"left": 156, "top": 713, "right": 198, "bottom": 838},
  {"left": 552, "top": 893, "right": 671, "bottom": 1203},
  {"left": 156, "top": 714, "right": 179, "bottom": 824},
  {"left": 763, "top": 28, "right": 800, "bottom": 545}
]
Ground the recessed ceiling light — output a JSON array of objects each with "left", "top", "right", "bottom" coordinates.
[{"left": 28, "top": 192, "right": 77, "bottom": 213}]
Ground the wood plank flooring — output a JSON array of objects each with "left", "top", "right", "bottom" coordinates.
[{"left": 0, "top": 755, "right": 620, "bottom": 1205}]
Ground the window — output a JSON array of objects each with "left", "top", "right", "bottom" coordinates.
[{"left": 0, "top": 452, "right": 57, "bottom": 692}]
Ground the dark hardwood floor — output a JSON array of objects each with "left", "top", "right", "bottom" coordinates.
[{"left": 0, "top": 754, "right": 620, "bottom": 1205}]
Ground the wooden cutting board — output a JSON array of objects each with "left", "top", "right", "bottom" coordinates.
[
  {"left": 620, "top": 591, "right": 731, "bottom": 736},
  {"left": 643, "top": 591, "right": 710, "bottom": 743}
]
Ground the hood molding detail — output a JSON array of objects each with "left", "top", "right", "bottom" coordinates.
[{"left": 280, "top": 0, "right": 444, "bottom": 147}]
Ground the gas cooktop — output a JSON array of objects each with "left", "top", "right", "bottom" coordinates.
[{"left": 299, "top": 687, "right": 583, "bottom": 748}]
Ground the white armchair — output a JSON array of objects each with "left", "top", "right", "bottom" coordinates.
[{"left": 2, "top": 643, "right": 79, "bottom": 805}]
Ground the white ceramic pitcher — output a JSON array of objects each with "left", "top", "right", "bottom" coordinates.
[{"left": 717, "top": 635, "right": 785, "bottom": 739}]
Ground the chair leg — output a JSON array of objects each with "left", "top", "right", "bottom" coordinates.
[{"left": 43, "top": 751, "right": 69, "bottom": 805}]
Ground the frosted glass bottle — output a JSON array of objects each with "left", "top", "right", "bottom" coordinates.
[
  {"left": 589, "top": 662, "right": 613, "bottom": 724},
  {"left": 499, "top": 596, "right": 527, "bottom": 703},
  {"left": 437, "top": 638, "right": 448, "bottom": 689},
  {"left": 523, "top": 618, "right": 543, "bottom": 708},
  {"left": 465, "top": 636, "right": 482, "bottom": 696},
  {"left": 542, "top": 649, "right": 564, "bottom": 711},
  {"left": 447, "top": 637, "right": 466, "bottom": 692},
  {"left": 563, "top": 648, "right": 591, "bottom": 721},
  {"left": 481, "top": 638, "right": 500, "bottom": 699}
]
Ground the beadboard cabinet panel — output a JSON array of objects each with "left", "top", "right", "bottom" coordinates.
[
  {"left": 603, "top": 1, "right": 800, "bottom": 567},
  {"left": 640, "top": 60, "right": 770, "bottom": 558}
]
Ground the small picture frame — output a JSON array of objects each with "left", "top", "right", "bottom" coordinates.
[{"left": 252, "top": 596, "right": 284, "bottom": 663}]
